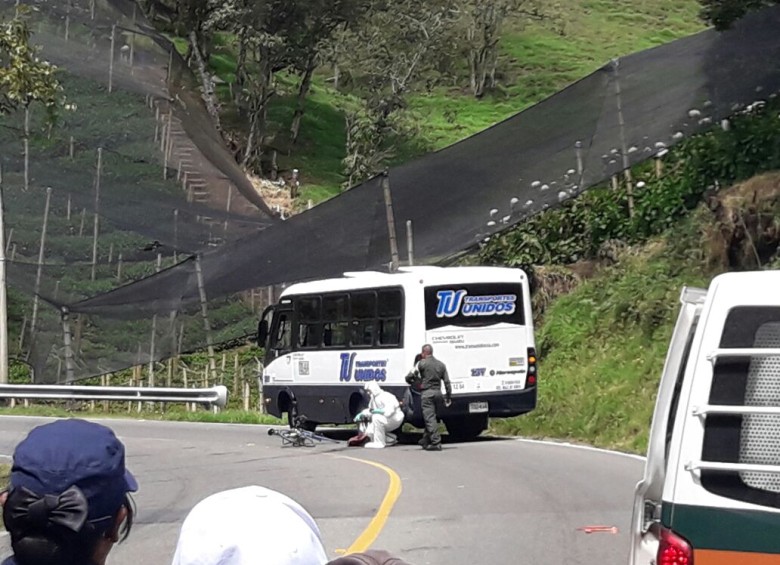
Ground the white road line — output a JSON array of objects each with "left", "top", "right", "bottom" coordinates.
[
  {"left": 0, "top": 415, "right": 648, "bottom": 461},
  {"left": 512, "top": 437, "right": 646, "bottom": 461}
]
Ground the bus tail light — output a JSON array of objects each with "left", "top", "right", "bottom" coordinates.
[
  {"left": 527, "top": 348, "right": 538, "bottom": 386},
  {"left": 657, "top": 527, "right": 693, "bottom": 565}
]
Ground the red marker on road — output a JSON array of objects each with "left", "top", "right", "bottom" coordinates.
[{"left": 577, "top": 525, "right": 619, "bottom": 534}]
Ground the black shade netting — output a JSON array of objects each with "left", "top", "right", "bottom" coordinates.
[
  {"left": 76, "top": 5, "right": 780, "bottom": 307},
  {"left": 5, "top": 1, "right": 780, "bottom": 381}
]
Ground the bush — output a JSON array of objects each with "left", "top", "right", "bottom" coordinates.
[{"left": 480, "top": 100, "right": 780, "bottom": 269}]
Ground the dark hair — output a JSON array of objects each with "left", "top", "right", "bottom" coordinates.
[{"left": 2, "top": 489, "right": 135, "bottom": 565}]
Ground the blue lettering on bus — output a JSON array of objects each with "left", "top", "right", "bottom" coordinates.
[
  {"left": 436, "top": 290, "right": 517, "bottom": 318},
  {"left": 339, "top": 353, "right": 386, "bottom": 382},
  {"left": 436, "top": 290, "right": 467, "bottom": 317},
  {"left": 339, "top": 352, "right": 356, "bottom": 382}
]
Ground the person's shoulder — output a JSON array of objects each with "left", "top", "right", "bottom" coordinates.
[{"left": 1, "top": 556, "right": 17, "bottom": 565}]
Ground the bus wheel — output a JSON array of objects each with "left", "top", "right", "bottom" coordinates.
[
  {"left": 287, "top": 401, "right": 318, "bottom": 432},
  {"left": 444, "top": 415, "right": 488, "bottom": 442}
]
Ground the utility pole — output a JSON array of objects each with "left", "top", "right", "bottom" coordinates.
[
  {"left": 381, "top": 171, "right": 400, "bottom": 272},
  {"left": 0, "top": 165, "right": 8, "bottom": 384}
]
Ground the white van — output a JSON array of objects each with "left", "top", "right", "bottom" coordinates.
[{"left": 631, "top": 271, "right": 780, "bottom": 565}]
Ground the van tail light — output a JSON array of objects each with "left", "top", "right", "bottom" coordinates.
[
  {"left": 527, "top": 348, "right": 538, "bottom": 386},
  {"left": 657, "top": 527, "right": 693, "bottom": 565}
]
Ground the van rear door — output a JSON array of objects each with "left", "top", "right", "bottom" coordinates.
[
  {"left": 629, "top": 286, "right": 706, "bottom": 565},
  {"left": 662, "top": 272, "right": 780, "bottom": 564}
]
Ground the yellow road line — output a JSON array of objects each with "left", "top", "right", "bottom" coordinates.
[{"left": 337, "top": 455, "right": 402, "bottom": 554}]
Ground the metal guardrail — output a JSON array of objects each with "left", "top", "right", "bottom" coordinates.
[{"left": 0, "top": 384, "right": 228, "bottom": 408}]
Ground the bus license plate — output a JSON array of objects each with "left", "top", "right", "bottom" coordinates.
[{"left": 469, "top": 402, "right": 488, "bottom": 413}]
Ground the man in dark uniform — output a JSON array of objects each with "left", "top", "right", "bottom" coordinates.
[{"left": 406, "top": 344, "right": 452, "bottom": 451}]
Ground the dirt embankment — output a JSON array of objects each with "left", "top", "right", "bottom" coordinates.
[
  {"left": 531, "top": 171, "right": 780, "bottom": 321},
  {"left": 702, "top": 172, "right": 780, "bottom": 270}
]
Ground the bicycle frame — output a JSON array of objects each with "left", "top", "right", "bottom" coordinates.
[{"left": 267, "top": 426, "right": 341, "bottom": 448}]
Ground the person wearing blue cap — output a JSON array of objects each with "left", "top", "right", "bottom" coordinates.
[{"left": 0, "top": 419, "right": 138, "bottom": 565}]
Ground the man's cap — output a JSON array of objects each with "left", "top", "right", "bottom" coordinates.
[
  {"left": 171, "top": 485, "right": 328, "bottom": 565},
  {"left": 10, "top": 419, "right": 138, "bottom": 523}
]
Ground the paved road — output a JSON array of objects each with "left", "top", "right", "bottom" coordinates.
[{"left": 0, "top": 416, "right": 644, "bottom": 565}]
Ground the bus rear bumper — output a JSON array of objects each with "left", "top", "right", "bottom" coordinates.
[{"left": 443, "top": 387, "right": 537, "bottom": 419}]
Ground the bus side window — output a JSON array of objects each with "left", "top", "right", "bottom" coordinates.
[
  {"left": 351, "top": 292, "right": 377, "bottom": 347},
  {"left": 323, "top": 294, "right": 350, "bottom": 347},
  {"left": 378, "top": 289, "right": 402, "bottom": 346},
  {"left": 296, "top": 297, "right": 322, "bottom": 349},
  {"left": 272, "top": 312, "right": 292, "bottom": 351}
]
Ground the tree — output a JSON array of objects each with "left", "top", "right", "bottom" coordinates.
[
  {"left": 285, "top": 0, "right": 372, "bottom": 145},
  {"left": 342, "top": 102, "right": 403, "bottom": 189},
  {"left": 207, "top": 0, "right": 296, "bottom": 171},
  {"left": 0, "top": 6, "right": 60, "bottom": 118},
  {"left": 452, "top": 0, "right": 545, "bottom": 98},
  {"left": 337, "top": 0, "right": 458, "bottom": 184},
  {"left": 699, "top": 0, "right": 779, "bottom": 29}
]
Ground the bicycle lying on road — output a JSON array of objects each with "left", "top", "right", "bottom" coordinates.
[{"left": 267, "top": 416, "right": 341, "bottom": 448}]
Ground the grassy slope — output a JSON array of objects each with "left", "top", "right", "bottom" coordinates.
[
  {"left": 491, "top": 211, "right": 713, "bottom": 454},
  {"left": 203, "top": 0, "right": 704, "bottom": 200},
  {"left": 409, "top": 0, "right": 704, "bottom": 150}
]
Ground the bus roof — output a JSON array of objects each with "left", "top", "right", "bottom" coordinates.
[{"left": 279, "top": 266, "right": 527, "bottom": 297}]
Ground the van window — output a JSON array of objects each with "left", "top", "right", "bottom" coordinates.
[
  {"left": 665, "top": 318, "right": 699, "bottom": 463},
  {"left": 701, "top": 306, "right": 780, "bottom": 508}
]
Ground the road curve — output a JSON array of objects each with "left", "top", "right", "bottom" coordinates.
[{"left": 0, "top": 417, "right": 643, "bottom": 565}]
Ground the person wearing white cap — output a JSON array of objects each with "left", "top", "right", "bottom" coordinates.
[
  {"left": 170, "top": 486, "right": 328, "bottom": 565},
  {"left": 354, "top": 382, "right": 404, "bottom": 449}
]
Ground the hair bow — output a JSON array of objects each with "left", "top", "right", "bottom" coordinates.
[{"left": 6, "top": 485, "right": 89, "bottom": 532}]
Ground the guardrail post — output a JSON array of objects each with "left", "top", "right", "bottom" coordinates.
[{"left": 61, "top": 307, "right": 76, "bottom": 385}]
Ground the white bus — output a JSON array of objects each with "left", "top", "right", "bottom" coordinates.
[{"left": 257, "top": 266, "right": 538, "bottom": 440}]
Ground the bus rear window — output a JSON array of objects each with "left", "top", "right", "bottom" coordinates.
[{"left": 424, "top": 283, "right": 525, "bottom": 330}]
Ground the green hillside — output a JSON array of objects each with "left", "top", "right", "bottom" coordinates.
[
  {"left": 201, "top": 0, "right": 705, "bottom": 203},
  {"left": 489, "top": 169, "right": 780, "bottom": 453},
  {"left": 408, "top": 0, "right": 704, "bottom": 150}
]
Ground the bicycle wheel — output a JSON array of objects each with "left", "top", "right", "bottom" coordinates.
[{"left": 278, "top": 429, "right": 299, "bottom": 447}]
